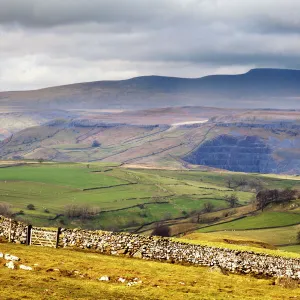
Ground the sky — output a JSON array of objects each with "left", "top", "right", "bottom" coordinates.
[{"left": 1, "top": 0, "right": 300, "bottom": 91}]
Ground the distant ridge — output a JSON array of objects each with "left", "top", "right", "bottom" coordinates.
[{"left": 1, "top": 68, "right": 300, "bottom": 110}]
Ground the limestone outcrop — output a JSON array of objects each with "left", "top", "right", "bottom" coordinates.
[{"left": 184, "top": 135, "right": 277, "bottom": 173}]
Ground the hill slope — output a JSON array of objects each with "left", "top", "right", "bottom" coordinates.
[
  {"left": 1, "top": 242, "right": 300, "bottom": 300},
  {"left": 1, "top": 108, "right": 299, "bottom": 174},
  {"left": 1, "top": 68, "right": 300, "bottom": 110}
]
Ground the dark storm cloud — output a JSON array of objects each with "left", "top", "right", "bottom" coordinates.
[
  {"left": 0, "top": 0, "right": 300, "bottom": 90},
  {"left": 1, "top": 0, "right": 299, "bottom": 33}
]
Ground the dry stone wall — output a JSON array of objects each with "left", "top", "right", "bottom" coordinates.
[
  {"left": 1, "top": 215, "right": 300, "bottom": 279},
  {"left": 142, "top": 239, "right": 300, "bottom": 279},
  {"left": 60, "top": 228, "right": 300, "bottom": 279},
  {"left": 0, "top": 216, "right": 27, "bottom": 244},
  {"left": 60, "top": 229, "right": 155, "bottom": 256}
]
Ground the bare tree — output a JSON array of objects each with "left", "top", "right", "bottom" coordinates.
[
  {"left": 203, "top": 202, "right": 214, "bottom": 213},
  {"left": 235, "top": 176, "right": 247, "bottom": 187},
  {"left": 64, "top": 204, "right": 79, "bottom": 218},
  {"left": 225, "top": 194, "right": 239, "bottom": 208},
  {"left": 256, "top": 188, "right": 298, "bottom": 211},
  {"left": 248, "top": 178, "right": 264, "bottom": 192},
  {"left": 226, "top": 177, "right": 233, "bottom": 189},
  {"left": 0, "top": 202, "right": 12, "bottom": 217},
  {"left": 64, "top": 204, "right": 99, "bottom": 220}
]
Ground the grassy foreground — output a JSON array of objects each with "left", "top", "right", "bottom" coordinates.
[{"left": 0, "top": 242, "right": 300, "bottom": 300}]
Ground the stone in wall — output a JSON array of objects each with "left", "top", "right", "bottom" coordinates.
[{"left": 0, "top": 216, "right": 27, "bottom": 244}]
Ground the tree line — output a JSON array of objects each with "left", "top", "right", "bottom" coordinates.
[{"left": 256, "top": 188, "right": 298, "bottom": 211}]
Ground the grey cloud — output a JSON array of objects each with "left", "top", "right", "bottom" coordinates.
[
  {"left": 0, "top": 0, "right": 175, "bottom": 27},
  {"left": 0, "top": 0, "right": 300, "bottom": 91},
  {"left": 1, "top": 0, "right": 300, "bottom": 33}
]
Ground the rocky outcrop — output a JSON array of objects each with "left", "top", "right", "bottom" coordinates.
[{"left": 184, "top": 135, "right": 277, "bottom": 173}]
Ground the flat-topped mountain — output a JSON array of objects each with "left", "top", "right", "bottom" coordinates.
[{"left": 1, "top": 68, "right": 300, "bottom": 110}]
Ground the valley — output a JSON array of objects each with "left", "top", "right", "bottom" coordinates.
[
  {"left": 1, "top": 69, "right": 300, "bottom": 257},
  {"left": 2, "top": 1, "right": 300, "bottom": 298}
]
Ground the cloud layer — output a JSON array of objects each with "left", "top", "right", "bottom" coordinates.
[{"left": 1, "top": 0, "right": 300, "bottom": 90}]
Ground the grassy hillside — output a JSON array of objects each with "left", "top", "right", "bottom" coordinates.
[
  {"left": 1, "top": 241, "right": 300, "bottom": 300},
  {"left": 198, "top": 226, "right": 300, "bottom": 248}
]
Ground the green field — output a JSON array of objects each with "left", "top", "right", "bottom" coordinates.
[
  {"left": 0, "top": 163, "right": 243, "bottom": 229},
  {"left": 200, "top": 225, "right": 300, "bottom": 247},
  {"left": 1, "top": 162, "right": 300, "bottom": 252},
  {"left": 0, "top": 164, "right": 126, "bottom": 188},
  {"left": 141, "top": 169, "right": 300, "bottom": 190},
  {"left": 280, "top": 245, "right": 300, "bottom": 253},
  {"left": 198, "top": 212, "right": 300, "bottom": 232}
]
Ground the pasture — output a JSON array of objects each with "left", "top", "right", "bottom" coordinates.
[
  {"left": 198, "top": 212, "right": 300, "bottom": 232},
  {"left": 0, "top": 163, "right": 244, "bottom": 229},
  {"left": 0, "top": 164, "right": 125, "bottom": 188},
  {"left": 200, "top": 225, "right": 300, "bottom": 247},
  {"left": 1, "top": 162, "right": 300, "bottom": 253}
]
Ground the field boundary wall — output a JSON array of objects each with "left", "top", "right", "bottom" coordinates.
[{"left": 0, "top": 215, "right": 299, "bottom": 279}]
